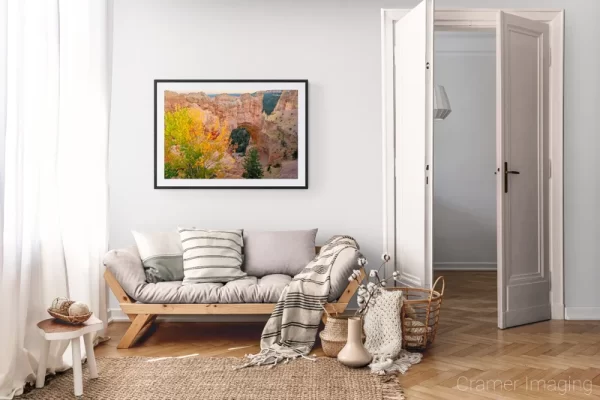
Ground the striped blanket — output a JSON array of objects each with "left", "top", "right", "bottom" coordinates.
[{"left": 239, "top": 235, "right": 361, "bottom": 368}]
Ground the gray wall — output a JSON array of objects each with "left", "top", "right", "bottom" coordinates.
[
  {"left": 433, "top": 32, "right": 497, "bottom": 270},
  {"left": 109, "top": 0, "right": 600, "bottom": 316}
]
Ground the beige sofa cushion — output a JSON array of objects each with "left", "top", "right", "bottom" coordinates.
[
  {"left": 130, "top": 275, "right": 290, "bottom": 304},
  {"left": 103, "top": 245, "right": 360, "bottom": 304}
]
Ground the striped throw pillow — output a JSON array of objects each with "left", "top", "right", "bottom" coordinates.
[{"left": 178, "top": 228, "right": 247, "bottom": 285}]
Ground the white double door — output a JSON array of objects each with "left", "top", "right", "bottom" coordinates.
[{"left": 393, "top": 0, "right": 551, "bottom": 328}]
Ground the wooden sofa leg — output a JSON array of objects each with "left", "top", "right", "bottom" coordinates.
[{"left": 117, "top": 314, "right": 156, "bottom": 349}]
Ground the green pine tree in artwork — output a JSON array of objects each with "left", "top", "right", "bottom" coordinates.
[{"left": 242, "top": 148, "right": 264, "bottom": 179}]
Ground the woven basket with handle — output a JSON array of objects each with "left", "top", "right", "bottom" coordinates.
[{"left": 386, "top": 276, "right": 445, "bottom": 351}]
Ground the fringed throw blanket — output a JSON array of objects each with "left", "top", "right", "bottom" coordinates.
[
  {"left": 364, "top": 288, "right": 422, "bottom": 375},
  {"left": 239, "top": 235, "right": 360, "bottom": 368}
]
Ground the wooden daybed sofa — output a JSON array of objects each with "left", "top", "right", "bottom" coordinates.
[{"left": 103, "top": 246, "right": 363, "bottom": 349}]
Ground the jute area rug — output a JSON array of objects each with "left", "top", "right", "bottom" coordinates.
[{"left": 20, "top": 357, "right": 405, "bottom": 400}]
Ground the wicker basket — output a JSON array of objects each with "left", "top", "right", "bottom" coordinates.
[
  {"left": 386, "top": 276, "right": 445, "bottom": 351},
  {"left": 319, "top": 316, "right": 349, "bottom": 357},
  {"left": 319, "top": 315, "right": 366, "bottom": 357},
  {"left": 319, "top": 333, "right": 347, "bottom": 358},
  {"left": 47, "top": 308, "right": 93, "bottom": 325}
]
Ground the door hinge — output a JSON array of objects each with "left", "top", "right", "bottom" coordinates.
[
  {"left": 426, "top": 164, "right": 429, "bottom": 184},
  {"left": 426, "top": 62, "right": 430, "bottom": 70}
]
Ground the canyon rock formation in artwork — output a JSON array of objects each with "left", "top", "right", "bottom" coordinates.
[{"left": 163, "top": 89, "right": 299, "bottom": 180}]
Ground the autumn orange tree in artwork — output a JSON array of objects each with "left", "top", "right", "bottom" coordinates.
[{"left": 164, "top": 107, "right": 230, "bottom": 179}]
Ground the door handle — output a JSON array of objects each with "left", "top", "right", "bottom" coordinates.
[{"left": 504, "top": 162, "right": 520, "bottom": 193}]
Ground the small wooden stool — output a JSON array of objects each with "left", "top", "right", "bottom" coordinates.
[{"left": 36, "top": 316, "right": 104, "bottom": 397}]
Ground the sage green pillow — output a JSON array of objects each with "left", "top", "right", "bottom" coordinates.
[{"left": 132, "top": 231, "right": 184, "bottom": 283}]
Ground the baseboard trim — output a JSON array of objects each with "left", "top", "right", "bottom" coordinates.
[
  {"left": 397, "top": 272, "right": 422, "bottom": 287},
  {"left": 434, "top": 262, "right": 497, "bottom": 271},
  {"left": 565, "top": 307, "right": 600, "bottom": 320},
  {"left": 107, "top": 308, "right": 114, "bottom": 324},
  {"left": 551, "top": 303, "right": 565, "bottom": 320}
]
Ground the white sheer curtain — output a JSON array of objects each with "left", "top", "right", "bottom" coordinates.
[{"left": 0, "top": 1, "right": 112, "bottom": 398}]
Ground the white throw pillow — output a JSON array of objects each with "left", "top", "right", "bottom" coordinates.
[
  {"left": 132, "top": 231, "right": 184, "bottom": 283},
  {"left": 178, "top": 228, "right": 247, "bottom": 285}
]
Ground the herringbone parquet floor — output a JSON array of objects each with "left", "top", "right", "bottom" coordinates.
[
  {"left": 98, "top": 271, "right": 600, "bottom": 399},
  {"left": 403, "top": 271, "right": 600, "bottom": 399}
]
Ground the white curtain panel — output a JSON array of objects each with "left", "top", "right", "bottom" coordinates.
[{"left": 0, "top": 1, "right": 112, "bottom": 398}]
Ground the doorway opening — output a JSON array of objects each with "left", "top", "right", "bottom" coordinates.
[
  {"left": 432, "top": 30, "right": 498, "bottom": 316},
  {"left": 381, "top": 6, "right": 564, "bottom": 329}
]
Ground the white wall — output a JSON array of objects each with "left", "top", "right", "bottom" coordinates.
[
  {"left": 433, "top": 32, "right": 497, "bottom": 270},
  {"left": 109, "top": 0, "right": 600, "bottom": 317},
  {"left": 107, "top": 0, "right": 401, "bottom": 312}
]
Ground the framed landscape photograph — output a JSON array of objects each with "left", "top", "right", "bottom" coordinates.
[{"left": 154, "top": 79, "right": 308, "bottom": 188}]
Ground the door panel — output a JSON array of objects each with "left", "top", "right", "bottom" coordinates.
[
  {"left": 394, "top": 0, "right": 434, "bottom": 288},
  {"left": 497, "top": 12, "right": 550, "bottom": 328}
]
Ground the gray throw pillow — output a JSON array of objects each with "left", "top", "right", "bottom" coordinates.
[
  {"left": 243, "top": 229, "right": 318, "bottom": 277},
  {"left": 132, "top": 231, "right": 184, "bottom": 283}
]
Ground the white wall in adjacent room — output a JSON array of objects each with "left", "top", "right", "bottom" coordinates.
[{"left": 433, "top": 31, "right": 497, "bottom": 270}]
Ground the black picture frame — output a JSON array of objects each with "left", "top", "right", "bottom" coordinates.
[{"left": 154, "top": 79, "right": 308, "bottom": 189}]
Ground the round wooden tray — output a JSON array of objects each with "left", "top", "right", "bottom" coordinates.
[{"left": 47, "top": 308, "right": 92, "bottom": 325}]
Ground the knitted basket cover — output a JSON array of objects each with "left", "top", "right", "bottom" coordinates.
[
  {"left": 364, "top": 288, "right": 403, "bottom": 359},
  {"left": 363, "top": 287, "right": 422, "bottom": 374}
]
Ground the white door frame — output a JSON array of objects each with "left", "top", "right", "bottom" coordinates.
[{"left": 381, "top": 8, "right": 565, "bottom": 320}]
